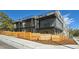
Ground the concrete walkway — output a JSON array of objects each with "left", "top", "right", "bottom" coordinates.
[{"left": 0, "top": 35, "right": 79, "bottom": 49}]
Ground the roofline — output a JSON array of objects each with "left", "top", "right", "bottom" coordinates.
[{"left": 14, "top": 11, "right": 63, "bottom": 23}]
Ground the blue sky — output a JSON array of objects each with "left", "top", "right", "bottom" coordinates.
[
  {"left": 0, "top": 10, "right": 79, "bottom": 29},
  {"left": 60, "top": 10, "right": 79, "bottom": 29}
]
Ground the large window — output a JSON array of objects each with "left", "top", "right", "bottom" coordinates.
[
  {"left": 24, "top": 22, "right": 31, "bottom": 27},
  {"left": 39, "top": 18, "right": 55, "bottom": 28}
]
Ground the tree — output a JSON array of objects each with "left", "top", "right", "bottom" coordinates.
[
  {"left": 0, "top": 12, "right": 13, "bottom": 31},
  {"left": 69, "top": 29, "right": 79, "bottom": 37}
]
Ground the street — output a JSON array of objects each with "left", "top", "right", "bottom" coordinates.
[{"left": 0, "top": 41, "right": 17, "bottom": 49}]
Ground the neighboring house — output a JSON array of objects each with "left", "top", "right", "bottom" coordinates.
[{"left": 13, "top": 11, "right": 65, "bottom": 34}]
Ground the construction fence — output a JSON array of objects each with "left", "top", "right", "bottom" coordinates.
[{"left": 0, "top": 31, "right": 77, "bottom": 45}]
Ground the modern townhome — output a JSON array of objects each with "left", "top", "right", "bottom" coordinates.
[{"left": 13, "top": 11, "right": 65, "bottom": 34}]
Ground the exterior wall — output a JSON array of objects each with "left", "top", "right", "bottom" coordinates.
[
  {"left": 35, "top": 17, "right": 63, "bottom": 34},
  {"left": 14, "top": 22, "right": 23, "bottom": 31},
  {"left": 13, "top": 11, "right": 64, "bottom": 34},
  {"left": 55, "top": 18, "right": 63, "bottom": 30},
  {"left": 22, "top": 20, "right": 33, "bottom": 32},
  {"left": 34, "top": 19, "right": 39, "bottom": 29}
]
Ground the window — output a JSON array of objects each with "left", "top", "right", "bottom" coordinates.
[{"left": 40, "top": 18, "right": 55, "bottom": 28}]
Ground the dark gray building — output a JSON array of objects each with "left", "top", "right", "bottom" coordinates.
[{"left": 13, "top": 11, "right": 64, "bottom": 34}]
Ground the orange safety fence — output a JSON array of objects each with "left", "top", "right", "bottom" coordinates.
[
  {"left": 0, "top": 31, "right": 77, "bottom": 44},
  {"left": 25, "top": 32, "right": 31, "bottom": 40},
  {"left": 52, "top": 34, "right": 76, "bottom": 44},
  {"left": 52, "top": 35, "right": 66, "bottom": 42},
  {"left": 16, "top": 32, "right": 26, "bottom": 38},
  {"left": 30, "top": 33, "right": 40, "bottom": 40},
  {"left": 39, "top": 34, "right": 52, "bottom": 40}
]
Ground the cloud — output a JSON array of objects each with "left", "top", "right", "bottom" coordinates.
[{"left": 63, "top": 14, "right": 74, "bottom": 25}]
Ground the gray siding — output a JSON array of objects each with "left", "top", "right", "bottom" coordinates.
[{"left": 55, "top": 18, "right": 63, "bottom": 30}]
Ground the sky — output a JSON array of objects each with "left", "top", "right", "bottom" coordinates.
[{"left": 0, "top": 10, "right": 79, "bottom": 29}]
